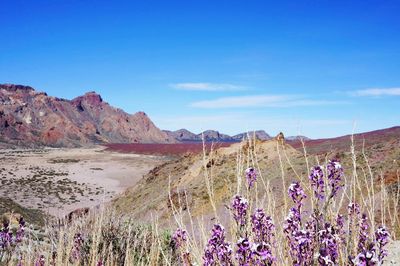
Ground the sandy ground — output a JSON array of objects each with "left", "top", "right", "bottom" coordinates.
[
  {"left": 385, "top": 240, "right": 400, "bottom": 265},
  {"left": 0, "top": 147, "right": 168, "bottom": 217}
]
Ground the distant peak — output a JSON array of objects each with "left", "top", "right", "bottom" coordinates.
[
  {"left": 202, "top": 129, "right": 219, "bottom": 134},
  {"left": 73, "top": 91, "right": 103, "bottom": 105},
  {"left": 84, "top": 91, "right": 102, "bottom": 99},
  {"left": 85, "top": 91, "right": 99, "bottom": 95}
]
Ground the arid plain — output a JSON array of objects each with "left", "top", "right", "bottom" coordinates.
[{"left": 0, "top": 147, "right": 168, "bottom": 217}]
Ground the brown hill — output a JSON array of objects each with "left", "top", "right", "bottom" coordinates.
[
  {"left": 0, "top": 84, "right": 174, "bottom": 147},
  {"left": 288, "top": 126, "right": 400, "bottom": 154}
]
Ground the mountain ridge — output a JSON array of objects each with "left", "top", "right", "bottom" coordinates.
[{"left": 0, "top": 84, "right": 174, "bottom": 147}]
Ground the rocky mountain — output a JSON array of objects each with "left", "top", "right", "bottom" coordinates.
[
  {"left": 0, "top": 84, "right": 174, "bottom": 147},
  {"left": 285, "top": 135, "right": 310, "bottom": 141},
  {"left": 163, "top": 129, "right": 200, "bottom": 142},
  {"left": 232, "top": 130, "right": 271, "bottom": 141},
  {"left": 200, "top": 130, "right": 234, "bottom": 142}
]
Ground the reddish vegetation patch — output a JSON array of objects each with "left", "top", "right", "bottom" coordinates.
[{"left": 104, "top": 142, "right": 234, "bottom": 156}]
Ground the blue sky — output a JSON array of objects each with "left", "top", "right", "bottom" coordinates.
[{"left": 1, "top": 0, "right": 399, "bottom": 138}]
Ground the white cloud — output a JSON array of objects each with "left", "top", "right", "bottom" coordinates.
[
  {"left": 190, "top": 94, "right": 345, "bottom": 108},
  {"left": 353, "top": 88, "right": 400, "bottom": 96},
  {"left": 170, "top": 82, "right": 246, "bottom": 91}
]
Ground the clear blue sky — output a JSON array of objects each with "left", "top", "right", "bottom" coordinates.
[{"left": 1, "top": 0, "right": 399, "bottom": 138}]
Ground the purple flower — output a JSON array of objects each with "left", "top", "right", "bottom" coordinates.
[
  {"left": 318, "top": 248, "right": 334, "bottom": 265},
  {"left": 235, "top": 237, "right": 252, "bottom": 266},
  {"left": 283, "top": 207, "right": 301, "bottom": 235},
  {"left": 326, "top": 160, "right": 344, "bottom": 197},
  {"left": 1, "top": 216, "right": 27, "bottom": 255},
  {"left": 203, "top": 224, "right": 233, "bottom": 266},
  {"left": 284, "top": 207, "right": 314, "bottom": 265},
  {"left": 288, "top": 182, "right": 307, "bottom": 205},
  {"left": 375, "top": 226, "right": 390, "bottom": 263},
  {"left": 293, "top": 229, "right": 314, "bottom": 265},
  {"left": 348, "top": 202, "right": 361, "bottom": 216},
  {"left": 172, "top": 228, "right": 188, "bottom": 249},
  {"left": 34, "top": 255, "right": 45, "bottom": 266},
  {"left": 309, "top": 166, "right": 325, "bottom": 201},
  {"left": 172, "top": 228, "right": 191, "bottom": 265},
  {"left": 318, "top": 223, "right": 339, "bottom": 264},
  {"left": 336, "top": 214, "right": 345, "bottom": 230},
  {"left": 358, "top": 214, "right": 370, "bottom": 254},
  {"left": 15, "top": 217, "right": 25, "bottom": 242},
  {"left": 72, "top": 233, "right": 84, "bottom": 260},
  {"left": 251, "top": 208, "right": 275, "bottom": 244},
  {"left": 0, "top": 221, "right": 12, "bottom": 250},
  {"left": 251, "top": 242, "right": 275, "bottom": 265},
  {"left": 353, "top": 243, "right": 378, "bottom": 266},
  {"left": 336, "top": 214, "right": 346, "bottom": 245},
  {"left": 245, "top": 167, "right": 257, "bottom": 188},
  {"left": 232, "top": 195, "right": 249, "bottom": 227}
]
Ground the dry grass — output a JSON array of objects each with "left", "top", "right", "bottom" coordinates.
[{"left": 2, "top": 136, "right": 399, "bottom": 265}]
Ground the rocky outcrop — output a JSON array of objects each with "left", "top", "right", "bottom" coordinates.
[
  {"left": 163, "top": 129, "right": 200, "bottom": 142},
  {"left": 0, "top": 84, "right": 174, "bottom": 147},
  {"left": 200, "top": 130, "right": 234, "bottom": 142},
  {"left": 275, "top": 132, "right": 285, "bottom": 145},
  {"left": 232, "top": 130, "right": 271, "bottom": 141}
]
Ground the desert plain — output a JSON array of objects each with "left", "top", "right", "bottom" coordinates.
[{"left": 0, "top": 146, "right": 168, "bottom": 217}]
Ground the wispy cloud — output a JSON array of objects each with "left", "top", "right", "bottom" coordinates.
[
  {"left": 170, "top": 82, "right": 246, "bottom": 91},
  {"left": 352, "top": 88, "right": 400, "bottom": 96},
  {"left": 190, "top": 94, "right": 345, "bottom": 108}
]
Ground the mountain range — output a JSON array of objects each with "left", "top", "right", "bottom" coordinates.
[
  {"left": 0, "top": 84, "right": 308, "bottom": 147},
  {"left": 162, "top": 129, "right": 275, "bottom": 142}
]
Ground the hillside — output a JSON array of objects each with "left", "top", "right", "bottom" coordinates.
[
  {"left": 0, "top": 84, "right": 174, "bottom": 147},
  {"left": 288, "top": 126, "right": 400, "bottom": 154},
  {"left": 113, "top": 129, "right": 400, "bottom": 228}
]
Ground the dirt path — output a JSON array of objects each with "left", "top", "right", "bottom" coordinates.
[{"left": 0, "top": 147, "right": 168, "bottom": 217}]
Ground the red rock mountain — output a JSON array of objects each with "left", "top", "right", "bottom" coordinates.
[{"left": 0, "top": 84, "right": 174, "bottom": 147}]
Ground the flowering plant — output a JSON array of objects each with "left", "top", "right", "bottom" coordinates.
[{"left": 172, "top": 159, "right": 391, "bottom": 265}]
